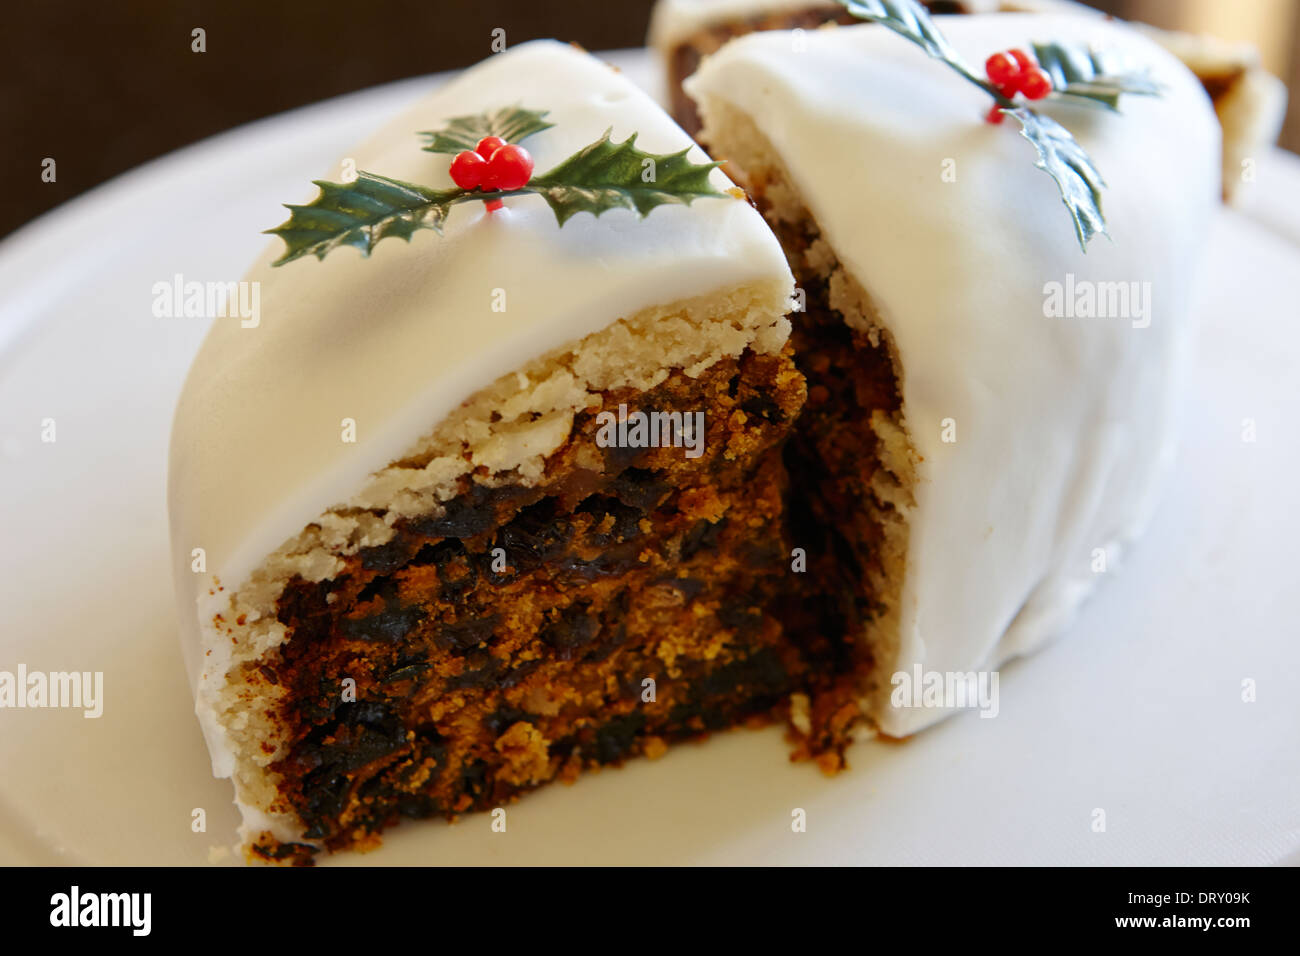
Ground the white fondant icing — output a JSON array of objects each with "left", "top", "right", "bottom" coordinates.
[
  {"left": 687, "top": 14, "right": 1219, "bottom": 734},
  {"left": 168, "top": 40, "right": 792, "bottom": 786}
]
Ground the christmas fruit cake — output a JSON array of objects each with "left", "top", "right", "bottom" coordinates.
[
  {"left": 169, "top": 40, "right": 806, "bottom": 862},
  {"left": 172, "top": 7, "right": 1222, "bottom": 864},
  {"left": 650, "top": 0, "right": 1285, "bottom": 200},
  {"left": 684, "top": 9, "right": 1219, "bottom": 737}
]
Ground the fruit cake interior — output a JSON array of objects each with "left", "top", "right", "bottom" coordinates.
[{"left": 245, "top": 328, "right": 820, "bottom": 861}]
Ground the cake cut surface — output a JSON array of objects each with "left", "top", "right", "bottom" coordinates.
[{"left": 254, "top": 343, "right": 809, "bottom": 859}]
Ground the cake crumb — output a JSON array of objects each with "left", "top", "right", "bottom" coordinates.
[
  {"left": 494, "top": 721, "right": 552, "bottom": 786},
  {"left": 815, "top": 751, "right": 843, "bottom": 776}
]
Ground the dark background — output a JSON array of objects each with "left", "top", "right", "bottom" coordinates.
[{"left": 4, "top": 0, "right": 1296, "bottom": 240}]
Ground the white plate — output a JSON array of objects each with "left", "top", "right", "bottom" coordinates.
[{"left": 1, "top": 50, "right": 1297, "bottom": 866}]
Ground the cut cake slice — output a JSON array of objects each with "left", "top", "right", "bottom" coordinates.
[{"left": 169, "top": 39, "right": 807, "bottom": 862}]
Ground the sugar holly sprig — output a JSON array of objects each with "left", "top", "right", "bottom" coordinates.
[
  {"left": 422, "top": 104, "right": 553, "bottom": 207},
  {"left": 266, "top": 115, "right": 728, "bottom": 266},
  {"left": 838, "top": 0, "right": 1161, "bottom": 250}
]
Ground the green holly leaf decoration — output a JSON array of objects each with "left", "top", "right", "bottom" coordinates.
[
  {"left": 1003, "top": 107, "right": 1108, "bottom": 250},
  {"left": 265, "top": 173, "right": 458, "bottom": 265},
  {"left": 1032, "top": 41, "right": 1162, "bottom": 111},
  {"left": 420, "top": 105, "right": 554, "bottom": 154},
  {"left": 528, "top": 129, "right": 727, "bottom": 225},
  {"left": 267, "top": 128, "right": 732, "bottom": 265}
]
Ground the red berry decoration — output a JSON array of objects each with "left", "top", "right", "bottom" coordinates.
[
  {"left": 449, "top": 149, "right": 488, "bottom": 190},
  {"left": 1019, "top": 67, "right": 1053, "bottom": 101},
  {"left": 983, "top": 47, "right": 1051, "bottom": 120},
  {"left": 448, "top": 138, "right": 535, "bottom": 212},
  {"left": 1009, "top": 48, "right": 1036, "bottom": 73},
  {"left": 483, "top": 144, "right": 534, "bottom": 191},
  {"left": 984, "top": 52, "right": 1018, "bottom": 89},
  {"left": 475, "top": 136, "right": 507, "bottom": 160}
]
